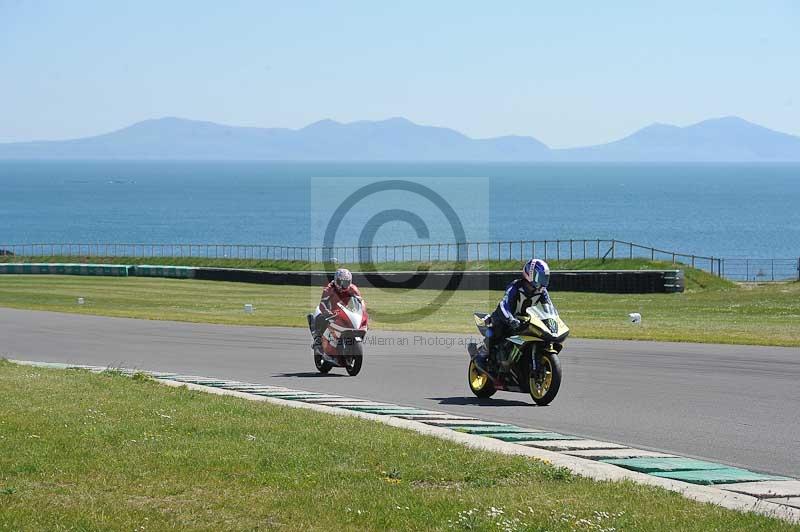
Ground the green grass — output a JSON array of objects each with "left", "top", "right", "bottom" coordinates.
[
  {"left": 0, "top": 255, "right": 734, "bottom": 291},
  {"left": 0, "top": 275, "right": 798, "bottom": 346},
  {"left": 0, "top": 361, "right": 794, "bottom": 531}
]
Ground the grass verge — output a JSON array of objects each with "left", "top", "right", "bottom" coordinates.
[
  {"left": 0, "top": 275, "right": 797, "bottom": 346},
  {"left": 0, "top": 360, "right": 794, "bottom": 531},
  {"left": 0, "top": 255, "right": 733, "bottom": 291}
]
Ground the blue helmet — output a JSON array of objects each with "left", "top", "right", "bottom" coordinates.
[{"left": 522, "top": 259, "right": 550, "bottom": 289}]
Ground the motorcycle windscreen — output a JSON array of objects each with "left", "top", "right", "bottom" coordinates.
[
  {"left": 527, "top": 301, "right": 559, "bottom": 320},
  {"left": 339, "top": 297, "right": 364, "bottom": 329}
]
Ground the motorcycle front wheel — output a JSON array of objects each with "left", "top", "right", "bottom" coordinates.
[
  {"left": 314, "top": 352, "right": 332, "bottom": 373},
  {"left": 529, "top": 353, "right": 561, "bottom": 406},
  {"left": 343, "top": 342, "right": 363, "bottom": 376},
  {"left": 468, "top": 359, "right": 496, "bottom": 398}
]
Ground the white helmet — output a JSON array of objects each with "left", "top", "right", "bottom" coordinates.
[
  {"left": 333, "top": 268, "right": 352, "bottom": 291},
  {"left": 522, "top": 259, "right": 550, "bottom": 289}
]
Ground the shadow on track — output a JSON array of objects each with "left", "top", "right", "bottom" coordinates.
[
  {"left": 429, "top": 396, "right": 533, "bottom": 407},
  {"left": 273, "top": 372, "right": 348, "bottom": 378}
]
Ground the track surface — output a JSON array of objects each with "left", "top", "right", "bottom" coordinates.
[{"left": 2, "top": 308, "right": 798, "bottom": 477}]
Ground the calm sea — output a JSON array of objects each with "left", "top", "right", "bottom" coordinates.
[{"left": 1, "top": 161, "right": 798, "bottom": 258}]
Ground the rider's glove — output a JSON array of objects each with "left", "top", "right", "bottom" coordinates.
[{"left": 509, "top": 317, "right": 521, "bottom": 330}]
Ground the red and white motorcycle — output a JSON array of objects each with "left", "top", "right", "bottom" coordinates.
[{"left": 307, "top": 296, "right": 368, "bottom": 376}]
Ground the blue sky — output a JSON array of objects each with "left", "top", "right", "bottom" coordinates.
[{"left": 1, "top": 1, "right": 798, "bottom": 147}]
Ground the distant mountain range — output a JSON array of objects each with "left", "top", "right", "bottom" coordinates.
[{"left": 1, "top": 115, "right": 799, "bottom": 161}]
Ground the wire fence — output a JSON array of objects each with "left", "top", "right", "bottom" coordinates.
[
  {"left": 718, "top": 258, "right": 799, "bottom": 282},
  {"left": 0, "top": 239, "right": 797, "bottom": 281}
]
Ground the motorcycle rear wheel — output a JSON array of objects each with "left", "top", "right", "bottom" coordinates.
[
  {"left": 529, "top": 353, "right": 561, "bottom": 406},
  {"left": 344, "top": 342, "right": 363, "bottom": 376},
  {"left": 468, "top": 359, "right": 496, "bottom": 398}
]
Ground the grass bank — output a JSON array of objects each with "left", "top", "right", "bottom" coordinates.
[
  {"left": 0, "top": 275, "right": 797, "bottom": 346},
  {"left": 0, "top": 360, "right": 794, "bottom": 531},
  {"left": 0, "top": 255, "right": 733, "bottom": 291}
]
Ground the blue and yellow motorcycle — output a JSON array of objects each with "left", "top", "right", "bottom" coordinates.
[{"left": 467, "top": 300, "right": 569, "bottom": 406}]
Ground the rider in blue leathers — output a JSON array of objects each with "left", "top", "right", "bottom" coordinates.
[{"left": 476, "top": 259, "right": 551, "bottom": 371}]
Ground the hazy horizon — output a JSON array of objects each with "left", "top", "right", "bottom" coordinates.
[{"left": 1, "top": 1, "right": 798, "bottom": 148}]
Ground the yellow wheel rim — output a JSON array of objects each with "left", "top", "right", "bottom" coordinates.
[
  {"left": 469, "top": 361, "right": 488, "bottom": 391},
  {"left": 530, "top": 357, "right": 553, "bottom": 399}
]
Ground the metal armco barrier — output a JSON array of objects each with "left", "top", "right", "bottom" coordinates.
[
  {"left": 0, "top": 263, "right": 685, "bottom": 293},
  {"left": 133, "top": 265, "right": 196, "bottom": 279},
  {"left": 194, "top": 268, "right": 685, "bottom": 293},
  {"left": 0, "top": 263, "right": 131, "bottom": 276}
]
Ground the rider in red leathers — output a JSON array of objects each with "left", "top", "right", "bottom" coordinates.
[{"left": 311, "top": 268, "right": 362, "bottom": 350}]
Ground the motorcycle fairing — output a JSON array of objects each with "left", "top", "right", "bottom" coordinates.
[{"left": 522, "top": 302, "right": 570, "bottom": 343}]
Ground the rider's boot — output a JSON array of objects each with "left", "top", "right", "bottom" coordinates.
[
  {"left": 475, "top": 337, "right": 492, "bottom": 373},
  {"left": 311, "top": 324, "right": 324, "bottom": 355},
  {"left": 311, "top": 313, "right": 327, "bottom": 353}
]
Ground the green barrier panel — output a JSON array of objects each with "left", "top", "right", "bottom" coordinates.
[
  {"left": 0, "top": 263, "right": 130, "bottom": 276},
  {"left": 600, "top": 457, "right": 729, "bottom": 474},
  {"left": 485, "top": 432, "right": 579, "bottom": 442},
  {"left": 650, "top": 468, "right": 788, "bottom": 485},
  {"left": 133, "top": 265, "right": 196, "bottom": 279},
  {"left": 341, "top": 405, "right": 409, "bottom": 411},
  {"left": 340, "top": 407, "right": 430, "bottom": 415},
  {"left": 250, "top": 392, "right": 323, "bottom": 399},
  {"left": 448, "top": 425, "right": 537, "bottom": 434},
  {"left": 312, "top": 402, "right": 385, "bottom": 407},
  {"left": 171, "top": 378, "right": 230, "bottom": 385}
]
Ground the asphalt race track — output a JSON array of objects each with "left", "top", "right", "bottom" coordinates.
[{"left": 2, "top": 308, "right": 798, "bottom": 478}]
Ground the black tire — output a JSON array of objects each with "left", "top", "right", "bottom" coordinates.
[
  {"left": 529, "top": 353, "right": 561, "bottom": 406},
  {"left": 314, "top": 353, "right": 332, "bottom": 374},
  {"left": 344, "top": 342, "right": 363, "bottom": 376},
  {"left": 468, "top": 359, "right": 496, "bottom": 398}
]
